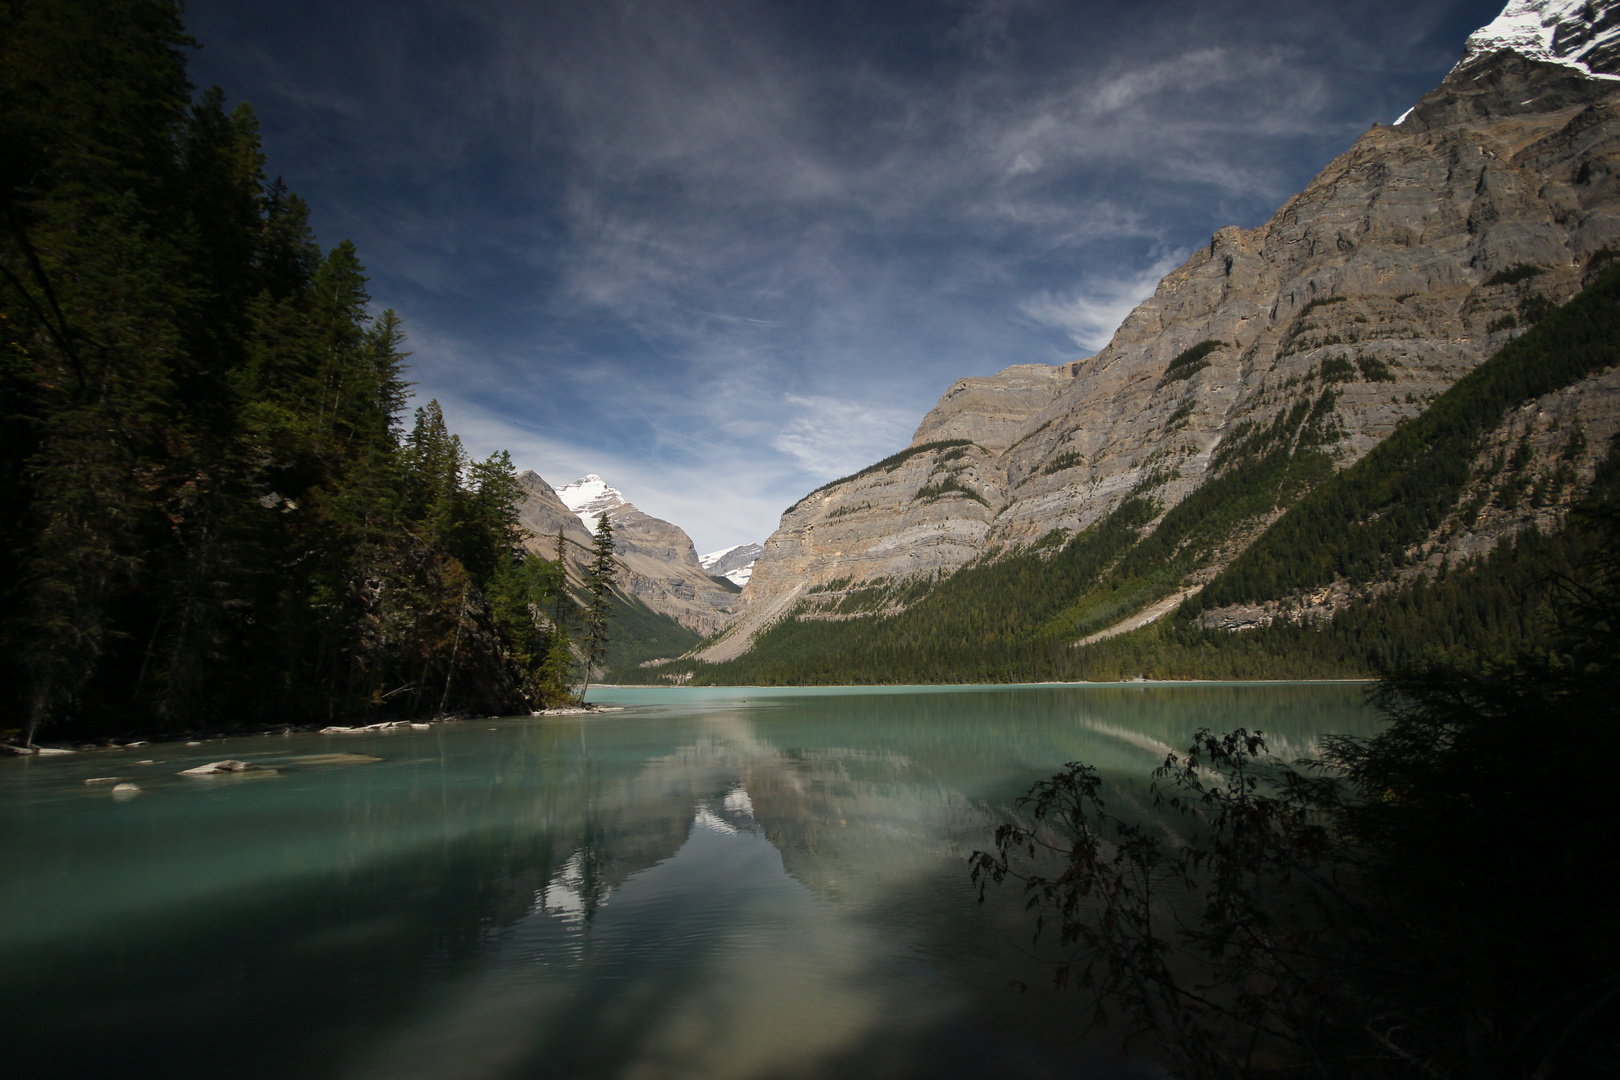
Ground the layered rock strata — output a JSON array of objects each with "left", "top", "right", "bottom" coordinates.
[{"left": 707, "top": 42, "right": 1620, "bottom": 661}]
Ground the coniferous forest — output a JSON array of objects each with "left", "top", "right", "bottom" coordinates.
[{"left": 0, "top": 0, "right": 579, "bottom": 743}]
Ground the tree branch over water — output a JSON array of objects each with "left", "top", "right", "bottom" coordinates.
[{"left": 973, "top": 454, "right": 1620, "bottom": 1079}]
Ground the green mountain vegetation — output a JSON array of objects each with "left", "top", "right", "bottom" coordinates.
[
  {"left": 1186, "top": 259, "right": 1620, "bottom": 617},
  {"left": 667, "top": 263, "right": 1620, "bottom": 687},
  {"left": 784, "top": 439, "right": 975, "bottom": 514},
  {"left": 0, "top": 0, "right": 604, "bottom": 741}
]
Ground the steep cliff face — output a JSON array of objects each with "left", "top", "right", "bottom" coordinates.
[
  {"left": 515, "top": 471, "right": 738, "bottom": 636},
  {"left": 1193, "top": 361, "right": 1620, "bottom": 632},
  {"left": 710, "top": 35, "right": 1620, "bottom": 661}
]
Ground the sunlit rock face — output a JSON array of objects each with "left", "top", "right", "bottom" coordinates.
[
  {"left": 517, "top": 471, "right": 598, "bottom": 553},
  {"left": 715, "top": 17, "right": 1620, "bottom": 661},
  {"left": 910, "top": 364, "right": 1079, "bottom": 452},
  {"left": 606, "top": 501, "right": 740, "bottom": 637}
]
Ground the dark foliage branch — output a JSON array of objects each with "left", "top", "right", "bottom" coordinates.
[{"left": 970, "top": 506, "right": 1620, "bottom": 1078}]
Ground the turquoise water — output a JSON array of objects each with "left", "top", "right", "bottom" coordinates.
[{"left": 0, "top": 683, "right": 1378, "bottom": 1079}]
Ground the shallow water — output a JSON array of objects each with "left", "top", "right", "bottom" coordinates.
[{"left": 0, "top": 682, "right": 1378, "bottom": 1079}]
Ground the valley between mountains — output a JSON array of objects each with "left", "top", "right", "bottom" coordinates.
[{"left": 522, "top": 0, "right": 1620, "bottom": 685}]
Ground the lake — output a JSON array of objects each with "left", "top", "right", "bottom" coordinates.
[{"left": 0, "top": 683, "right": 1379, "bottom": 1079}]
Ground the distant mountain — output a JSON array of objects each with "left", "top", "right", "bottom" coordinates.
[
  {"left": 525, "top": 473, "right": 741, "bottom": 639},
  {"left": 699, "top": 543, "right": 764, "bottom": 587},
  {"left": 554, "top": 474, "right": 625, "bottom": 531},
  {"left": 683, "top": 0, "right": 1620, "bottom": 679}
]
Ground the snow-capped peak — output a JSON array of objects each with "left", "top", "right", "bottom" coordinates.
[
  {"left": 554, "top": 474, "right": 625, "bottom": 531},
  {"left": 698, "top": 544, "right": 744, "bottom": 568},
  {"left": 1456, "top": 0, "right": 1620, "bottom": 81},
  {"left": 699, "top": 542, "right": 764, "bottom": 587},
  {"left": 1396, "top": 1, "right": 1620, "bottom": 125}
]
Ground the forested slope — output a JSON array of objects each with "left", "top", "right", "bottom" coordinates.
[
  {"left": 0, "top": 0, "right": 606, "bottom": 740},
  {"left": 669, "top": 264, "right": 1620, "bottom": 686}
]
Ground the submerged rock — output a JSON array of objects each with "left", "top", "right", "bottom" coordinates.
[
  {"left": 111, "top": 783, "right": 139, "bottom": 797},
  {"left": 287, "top": 753, "right": 382, "bottom": 766},
  {"left": 178, "top": 760, "right": 275, "bottom": 776}
]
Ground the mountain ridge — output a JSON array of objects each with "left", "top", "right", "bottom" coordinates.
[{"left": 693, "top": 4, "right": 1620, "bottom": 671}]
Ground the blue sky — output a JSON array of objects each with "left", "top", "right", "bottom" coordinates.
[{"left": 185, "top": 0, "right": 1505, "bottom": 553}]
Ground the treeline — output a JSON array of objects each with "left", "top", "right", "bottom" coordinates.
[
  {"left": 1, "top": 0, "right": 577, "bottom": 740},
  {"left": 672, "top": 475, "right": 1608, "bottom": 686},
  {"left": 672, "top": 260, "right": 1620, "bottom": 687},
  {"left": 1187, "top": 260, "right": 1620, "bottom": 615}
]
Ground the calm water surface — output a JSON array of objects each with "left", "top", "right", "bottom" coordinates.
[{"left": 0, "top": 683, "right": 1378, "bottom": 1079}]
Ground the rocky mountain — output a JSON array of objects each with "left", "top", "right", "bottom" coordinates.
[
  {"left": 699, "top": 543, "right": 764, "bottom": 587},
  {"left": 699, "top": 0, "right": 1620, "bottom": 666},
  {"left": 516, "top": 471, "right": 598, "bottom": 555},
  {"left": 520, "top": 472, "right": 740, "bottom": 638},
  {"left": 554, "top": 474, "right": 626, "bottom": 531},
  {"left": 1457, "top": 0, "right": 1620, "bottom": 81}
]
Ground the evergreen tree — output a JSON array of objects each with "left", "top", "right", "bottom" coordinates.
[
  {"left": 0, "top": 1, "right": 542, "bottom": 738},
  {"left": 578, "top": 514, "right": 616, "bottom": 702}
]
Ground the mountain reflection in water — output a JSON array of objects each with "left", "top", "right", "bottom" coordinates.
[{"left": 0, "top": 683, "right": 1378, "bottom": 1079}]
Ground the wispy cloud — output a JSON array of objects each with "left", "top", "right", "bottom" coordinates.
[
  {"left": 183, "top": 0, "right": 1502, "bottom": 550},
  {"left": 1019, "top": 252, "right": 1188, "bottom": 352},
  {"left": 770, "top": 395, "right": 919, "bottom": 479}
]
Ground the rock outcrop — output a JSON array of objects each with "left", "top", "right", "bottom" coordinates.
[
  {"left": 707, "top": 32, "right": 1620, "bottom": 661},
  {"left": 910, "top": 363, "right": 1081, "bottom": 451}
]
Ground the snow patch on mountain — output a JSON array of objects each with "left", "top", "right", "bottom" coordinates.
[
  {"left": 699, "top": 542, "right": 764, "bottom": 587},
  {"left": 1395, "top": 0, "right": 1620, "bottom": 124},
  {"left": 699, "top": 544, "right": 745, "bottom": 566},
  {"left": 1457, "top": 0, "right": 1620, "bottom": 80},
  {"left": 554, "top": 474, "right": 625, "bottom": 531}
]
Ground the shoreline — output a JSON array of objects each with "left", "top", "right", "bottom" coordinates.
[
  {"left": 7, "top": 681, "right": 1375, "bottom": 755},
  {"left": 589, "top": 677, "right": 1378, "bottom": 691}
]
